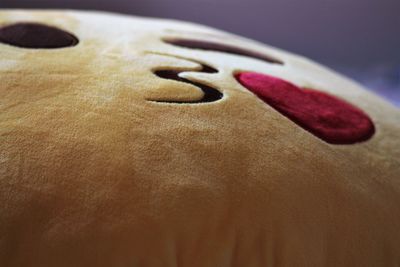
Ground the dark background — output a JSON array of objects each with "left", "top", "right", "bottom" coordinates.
[{"left": 2, "top": 0, "right": 399, "bottom": 105}]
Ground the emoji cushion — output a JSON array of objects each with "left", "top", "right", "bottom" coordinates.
[{"left": 0, "top": 10, "right": 399, "bottom": 267}]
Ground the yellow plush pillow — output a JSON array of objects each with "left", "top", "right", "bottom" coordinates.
[{"left": 0, "top": 10, "right": 399, "bottom": 267}]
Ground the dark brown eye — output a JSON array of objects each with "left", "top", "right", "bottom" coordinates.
[
  {"left": 0, "top": 23, "right": 79, "bottom": 49},
  {"left": 152, "top": 63, "right": 222, "bottom": 104},
  {"left": 163, "top": 38, "right": 283, "bottom": 65}
]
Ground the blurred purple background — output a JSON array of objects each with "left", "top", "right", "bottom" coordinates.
[{"left": 2, "top": 0, "right": 399, "bottom": 106}]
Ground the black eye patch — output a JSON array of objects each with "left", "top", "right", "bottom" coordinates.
[
  {"left": 0, "top": 23, "right": 79, "bottom": 49},
  {"left": 163, "top": 38, "right": 283, "bottom": 65}
]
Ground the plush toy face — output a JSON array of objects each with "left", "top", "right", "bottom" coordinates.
[{"left": 0, "top": 10, "right": 399, "bottom": 267}]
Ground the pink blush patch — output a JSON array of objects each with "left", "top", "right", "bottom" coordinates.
[{"left": 235, "top": 72, "right": 375, "bottom": 144}]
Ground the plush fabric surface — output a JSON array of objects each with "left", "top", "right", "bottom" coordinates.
[{"left": 0, "top": 10, "right": 399, "bottom": 267}]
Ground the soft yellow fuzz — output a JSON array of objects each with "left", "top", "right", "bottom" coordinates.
[{"left": 0, "top": 10, "right": 399, "bottom": 267}]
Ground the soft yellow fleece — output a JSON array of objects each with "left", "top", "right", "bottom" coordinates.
[{"left": 0, "top": 10, "right": 399, "bottom": 267}]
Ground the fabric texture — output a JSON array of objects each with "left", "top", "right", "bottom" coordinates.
[{"left": 0, "top": 10, "right": 399, "bottom": 267}]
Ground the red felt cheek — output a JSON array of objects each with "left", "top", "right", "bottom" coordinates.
[{"left": 235, "top": 72, "right": 375, "bottom": 144}]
